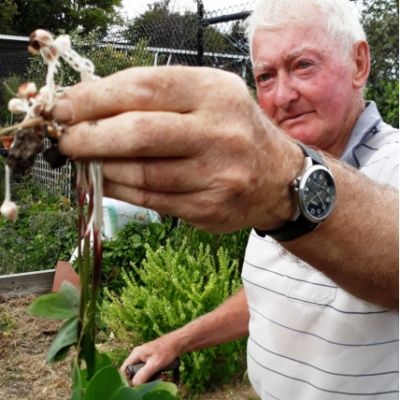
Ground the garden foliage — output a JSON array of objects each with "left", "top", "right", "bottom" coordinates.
[
  {"left": 28, "top": 281, "right": 180, "bottom": 400},
  {"left": 101, "top": 233, "right": 249, "bottom": 393},
  {"left": 100, "top": 219, "right": 249, "bottom": 295},
  {"left": 0, "top": 168, "right": 78, "bottom": 275}
]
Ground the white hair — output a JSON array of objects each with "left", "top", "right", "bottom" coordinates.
[{"left": 246, "top": 0, "right": 366, "bottom": 61}]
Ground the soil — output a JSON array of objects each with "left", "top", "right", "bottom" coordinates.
[
  {"left": 0, "top": 295, "right": 259, "bottom": 400},
  {"left": 7, "top": 128, "right": 44, "bottom": 175}
]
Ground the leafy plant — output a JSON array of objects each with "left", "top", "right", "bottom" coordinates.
[
  {"left": 364, "top": 79, "right": 399, "bottom": 128},
  {"left": 0, "top": 178, "right": 78, "bottom": 275},
  {"left": 28, "top": 282, "right": 179, "bottom": 400},
  {"left": 101, "top": 239, "right": 247, "bottom": 393},
  {"left": 4, "top": 28, "right": 179, "bottom": 400},
  {"left": 99, "top": 219, "right": 250, "bottom": 298},
  {"left": 99, "top": 218, "right": 178, "bottom": 296}
]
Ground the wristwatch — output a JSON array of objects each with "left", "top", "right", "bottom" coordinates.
[{"left": 255, "top": 143, "right": 336, "bottom": 241}]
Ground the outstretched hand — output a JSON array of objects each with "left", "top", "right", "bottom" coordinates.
[{"left": 54, "top": 66, "right": 302, "bottom": 233}]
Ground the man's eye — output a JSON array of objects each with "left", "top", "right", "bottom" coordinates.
[
  {"left": 258, "top": 73, "right": 271, "bottom": 83},
  {"left": 298, "top": 61, "right": 311, "bottom": 69}
]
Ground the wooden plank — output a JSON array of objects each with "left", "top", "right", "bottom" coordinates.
[{"left": 0, "top": 269, "right": 55, "bottom": 297}]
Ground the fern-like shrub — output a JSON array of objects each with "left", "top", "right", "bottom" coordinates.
[{"left": 101, "top": 238, "right": 247, "bottom": 393}]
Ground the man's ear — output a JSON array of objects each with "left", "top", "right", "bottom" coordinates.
[{"left": 352, "top": 40, "right": 370, "bottom": 89}]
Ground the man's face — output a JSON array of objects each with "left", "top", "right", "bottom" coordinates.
[{"left": 252, "top": 16, "right": 358, "bottom": 154}]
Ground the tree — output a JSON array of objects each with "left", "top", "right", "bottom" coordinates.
[
  {"left": 0, "top": 0, "right": 123, "bottom": 36},
  {"left": 361, "top": 0, "right": 399, "bottom": 127},
  {"left": 124, "top": 1, "right": 235, "bottom": 66},
  {"left": 0, "top": 0, "right": 19, "bottom": 35}
]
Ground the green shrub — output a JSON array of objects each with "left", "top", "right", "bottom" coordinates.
[
  {"left": 99, "top": 219, "right": 250, "bottom": 297},
  {"left": 101, "top": 239, "right": 247, "bottom": 393},
  {"left": 99, "top": 218, "right": 179, "bottom": 296},
  {"left": 0, "top": 179, "right": 78, "bottom": 275},
  {"left": 365, "top": 79, "right": 399, "bottom": 128}
]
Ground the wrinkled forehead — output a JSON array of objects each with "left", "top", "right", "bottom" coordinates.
[{"left": 251, "top": 15, "right": 340, "bottom": 62}]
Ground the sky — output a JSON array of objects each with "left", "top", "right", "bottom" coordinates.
[{"left": 121, "top": 0, "right": 255, "bottom": 19}]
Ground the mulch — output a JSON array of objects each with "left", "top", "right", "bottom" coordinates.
[{"left": 0, "top": 295, "right": 258, "bottom": 400}]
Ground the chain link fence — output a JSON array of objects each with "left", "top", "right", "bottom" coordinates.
[{"left": 0, "top": 0, "right": 398, "bottom": 198}]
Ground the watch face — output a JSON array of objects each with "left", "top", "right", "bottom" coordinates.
[{"left": 299, "top": 165, "right": 336, "bottom": 222}]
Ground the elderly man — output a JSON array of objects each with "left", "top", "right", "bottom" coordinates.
[{"left": 54, "top": 0, "right": 399, "bottom": 398}]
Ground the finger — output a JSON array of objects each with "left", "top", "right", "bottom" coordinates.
[
  {"left": 102, "top": 158, "right": 212, "bottom": 193},
  {"left": 58, "top": 111, "right": 204, "bottom": 159},
  {"left": 103, "top": 180, "right": 238, "bottom": 234},
  {"left": 120, "top": 351, "right": 142, "bottom": 377},
  {"left": 53, "top": 66, "right": 220, "bottom": 124},
  {"left": 132, "top": 360, "right": 163, "bottom": 386},
  {"left": 104, "top": 179, "right": 193, "bottom": 217}
]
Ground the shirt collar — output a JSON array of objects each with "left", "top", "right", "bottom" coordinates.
[{"left": 340, "top": 101, "right": 382, "bottom": 168}]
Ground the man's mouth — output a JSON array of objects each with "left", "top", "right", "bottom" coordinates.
[{"left": 279, "top": 112, "right": 313, "bottom": 125}]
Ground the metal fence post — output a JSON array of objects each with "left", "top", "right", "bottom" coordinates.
[{"left": 197, "top": 1, "right": 204, "bottom": 66}]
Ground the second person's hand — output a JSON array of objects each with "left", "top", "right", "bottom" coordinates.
[{"left": 120, "top": 334, "right": 182, "bottom": 387}]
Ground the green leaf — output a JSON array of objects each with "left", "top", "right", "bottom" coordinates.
[
  {"left": 27, "top": 281, "right": 79, "bottom": 320},
  {"left": 144, "top": 391, "right": 176, "bottom": 400},
  {"left": 47, "top": 316, "right": 78, "bottom": 363},
  {"left": 79, "top": 368, "right": 89, "bottom": 390},
  {"left": 27, "top": 291, "right": 78, "bottom": 320},
  {"left": 95, "top": 348, "right": 113, "bottom": 371},
  {"left": 79, "top": 348, "right": 114, "bottom": 389},
  {"left": 132, "top": 234, "right": 141, "bottom": 243},
  {"left": 133, "top": 380, "right": 162, "bottom": 397},
  {"left": 81, "top": 329, "right": 96, "bottom": 378},
  {"left": 71, "top": 360, "right": 82, "bottom": 400},
  {"left": 59, "top": 281, "right": 80, "bottom": 313},
  {"left": 149, "top": 382, "right": 178, "bottom": 396},
  {"left": 83, "top": 366, "right": 125, "bottom": 400},
  {"left": 111, "top": 387, "right": 142, "bottom": 400}
]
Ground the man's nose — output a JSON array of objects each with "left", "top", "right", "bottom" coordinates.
[{"left": 273, "top": 73, "right": 299, "bottom": 109}]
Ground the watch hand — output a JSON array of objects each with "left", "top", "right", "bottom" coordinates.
[{"left": 307, "top": 191, "right": 322, "bottom": 206}]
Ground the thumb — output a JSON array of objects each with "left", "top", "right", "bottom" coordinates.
[{"left": 132, "top": 360, "right": 160, "bottom": 386}]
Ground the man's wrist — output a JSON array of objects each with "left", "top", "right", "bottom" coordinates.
[{"left": 254, "top": 140, "right": 305, "bottom": 231}]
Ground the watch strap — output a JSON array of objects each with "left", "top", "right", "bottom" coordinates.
[
  {"left": 254, "top": 214, "right": 319, "bottom": 241},
  {"left": 296, "top": 142, "right": 324, "bottom": 166}
]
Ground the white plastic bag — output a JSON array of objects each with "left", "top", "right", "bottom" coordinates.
[
  {"left": 69, "top": 198, "right": 162, "bottom": 263},
  {"left": 101, "top": 197, "right": 162, "bottom": 240}
]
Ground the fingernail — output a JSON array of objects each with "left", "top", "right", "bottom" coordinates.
[
  {"left": 53, "top": 98, "right": 74, "bottom": 123},
  {"left": 58, "top": 132, "right": 72, "bottom": 157}
]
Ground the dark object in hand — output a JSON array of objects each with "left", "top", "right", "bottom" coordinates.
[
  {"left": 7, "top": 127, "right": 44, "bottom": 174},
  {"left": 126, "top": 357, "right": 181, "bottom": 385},
  {"left": 43, "top": 144, "right": 68, "bottom": 169}
]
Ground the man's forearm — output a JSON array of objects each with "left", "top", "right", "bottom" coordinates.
[
  {"left": 284, "top": 156, "right": 399, "bottom": 310},
  {"left": 172, "top": 288, "right": 249, "bottom": 356}
]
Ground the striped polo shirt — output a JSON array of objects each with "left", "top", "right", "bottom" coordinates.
[{"left": 242, "top": 102, "right": 399, "bottom": 400}]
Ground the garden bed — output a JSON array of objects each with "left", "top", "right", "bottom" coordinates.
[{"left": 0, "top": 295, "right": 259, "bottom": 400}]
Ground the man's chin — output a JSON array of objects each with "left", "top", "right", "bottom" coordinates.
[{"left": 284, "top": 127, "right": 320, "bottom": 146}]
